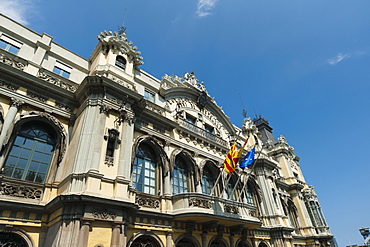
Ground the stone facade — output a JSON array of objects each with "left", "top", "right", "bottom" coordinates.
[{"left": 0, "top": 14, "right": 334, "bottom": 247}]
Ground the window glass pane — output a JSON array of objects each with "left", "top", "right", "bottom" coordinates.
[
  {"left": 53, "top": 67, "right": 61, "bottom": 74},
  {"left": 41, "top": 154, "right": 52, "bottom": 163},
  {"left": 8, "top": 46, "right": 19, "bottom": 54},
  {"left": 32, "top": 151, "right": 42, "bottom": 161},
  {"left": 0, "top": 40, "right": 8, "bottom": 49},
  {"left": 14, "top": 136, "right": 25, "bottom": 146},
  {"left": 3, "top": 166, "right": 13, "bottom": 177},
  {"left": 10, "top": 146, "right": 22, "bottom": 156},
  {"left": 29, "top": 161, "right": 39, "bottom": 171},
  {"left": 25, "top": 171, "right": 36, "bottom": 182},
  {"left": 16, "top": 158, "right": 27, "bottom": 169},
  {"left": 38, "top": 163, "right": 48, "bottom": 173},
  {"left": 35, "top": 173, "right": 45, "bottom": 183},
  {"left": 20, "top": 148, "right": 31, "bottom": 159},
  {"left": 13, "top": 168, "right": 23, "bottom": 179}
]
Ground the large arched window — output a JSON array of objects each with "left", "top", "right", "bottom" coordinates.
[
  {"left": 201, "top": 165, "right": 215, "bottom": 195},
  {"left": 3, "top": 121, "right": 56, "bottom": 183},
  {"left": 225, "top": 176, "right": 238, "bottom": 200},
  {"left": 172, "top": 156, "right": 189, "bottom": 194},
  {"left": 133, "top": 143, "right": 157, "bottom": 195},
  {"left": 0, "top": 232, "right": 29, "bottom": 246},
  {"left": 176, "top": 238, "right": 196, "bottom": 247}
]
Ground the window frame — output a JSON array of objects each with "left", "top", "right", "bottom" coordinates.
[
  {"left": 0, "top": 34, "right": 22, "bottom": 54},
  {"left": 172, "top": 156, "right": 189, "bottom": 194},
  {"left": 53, "top": 61, "right": 72, "bottom": 79},
  {"left": 144, "top": 90, "right": 155, "bottom": 103}
]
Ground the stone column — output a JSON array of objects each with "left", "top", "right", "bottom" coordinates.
[
  {"left": 115, "top": 111, "right": 135, "bottom": 199},
  {"left": 201, "top": 233, "right": 207, "bottom": 247},
  {"left": 117, "top": 111, "right": 135, "bottom": 179},
  {"left": 0, "top": 98, "right": 24, "bottom": 170},
  {"left": 163, "top": 141, "right": 171, "bottom": 196},
  {"left": 166, "top": 231, "right": 173, "bottom": 247},
  {"left": 78, "top": 219, "right": 91, "bottom": 247},
  {"left": 111, "top": 222, "right": 124, "bottom": 247},
  {"left": 229, "top": 235, "right": 235, "bottom": 247}
]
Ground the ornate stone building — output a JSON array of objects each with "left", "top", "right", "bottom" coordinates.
[{"left": 0, "top": 14, "right": 334, "bottom": 247}]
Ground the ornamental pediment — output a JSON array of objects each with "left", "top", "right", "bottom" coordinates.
[{"left": 97, "top": 29, "right": 143, "bottom": 68}]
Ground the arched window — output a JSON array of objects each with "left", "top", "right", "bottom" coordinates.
[
  {"left": 177, "top": 238, "right": 196, "bottom": 247},
  {"left": 133, "top": 143, "right": 157, "bottom": 195},
  {"left": 115, "top": 56, "right": 127, "bottom": 70},
  {"left": 172, "top": 156, "right": 189, "bottom": 194},
  {"left": 210, "top": 239, "right": 226, "bottom": 247},
  {"left": 3, "top": 121, "right": 56, "bottom": 183},
  {"left": 0, "top": 232, "right": 29, "bottom": 246},
  {"left": 131, "top": 235, "right": 160, "bottom": 247},
  {"left": 201, "top": 165, "right": 214, "bottom": 195},
  {"left": 225, "top": 177, "right": 237, "bottom": 200},
  {"left": 245, "top": 186, "right": 254, "bottom": 205}
]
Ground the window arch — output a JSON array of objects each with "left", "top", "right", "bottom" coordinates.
[
  {"left": 3, "top": 121, "right": 57, "bottom": 183},
  {"left": 172, "top": 156, "right": 189, "bottom": 194},
  {"left": 201, "top": 165, "right": 215, "bottom": 195},
  {"left": 132, "top": 143, "right": 157, "bottom": 195},
  {"left": 115, "top": 56, "right": 127, "bottom": 70},
  {"left": 131, "top": 235, "right": 160, "bottom": 247}
]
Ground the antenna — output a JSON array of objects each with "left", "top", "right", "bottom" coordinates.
[
  {"left": 118, "top": 8, "right": 127, "bottom": 35},
  {"left": 239, "top": 94, "right": 247, "bottom": 118}
]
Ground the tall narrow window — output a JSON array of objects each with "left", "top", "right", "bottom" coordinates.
[
  {"left": 245, "top": 186, "right": 254, "bottom": 205},
  {"left": 0, "top": 35, "right": 22, "bottom": 54},
  {"left": 115, "top": 56, "right": 127, "bottom": 70},
  {"left": 133, "top": 143, "right": 157, "bottom": 195},
  {"left": 172, "top": 156, "right": 189, "bottom": 194},
  {"left": 202, "top": 165, "right": 214, "bottom": 195},
  {"left": 53, "top": 61, "right": 71, "bottom": 79},
  {"left": 225, "top": 178, "right": 237, "bottom": 200},
  {"left": 3, "top": 121, "right": 56, "bottom": 183}
]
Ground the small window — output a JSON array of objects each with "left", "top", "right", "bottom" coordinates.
[
  {"left": 0, "top": 35, "right": 22, "bottom": 54},
  {"left": 185, "top": 114, "right": 196, "bottom": 125},
  {"left": 115, "top": 56, "right": 127, "bottom": 70},
  {"left": 144, "top": 90, "right": 155, "bottom": 103},
  {"left": 204, "top": 124, "right": 214, "bottom": 133},
  {"left": 53, "top": 61, "right": 71, "bottom": 79}
]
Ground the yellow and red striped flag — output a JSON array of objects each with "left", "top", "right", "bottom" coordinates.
[{"left": 223, "top": 138, "right": 249, "bottom": 174}]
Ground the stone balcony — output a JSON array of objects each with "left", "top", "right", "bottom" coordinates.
[{"left": 171, "top": 192, "right": 261, "bottom": 228}]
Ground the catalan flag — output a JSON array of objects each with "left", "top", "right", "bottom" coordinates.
[{"left": 223, "top": 138, "right": 249, "bottom": 174}]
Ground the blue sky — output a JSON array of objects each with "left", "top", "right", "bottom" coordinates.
[{"left": 2, "top": 0, "right": 370, "bottom": 245}]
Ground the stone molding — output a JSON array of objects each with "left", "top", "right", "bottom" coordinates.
[
  {"left": 0, "top": 181, "right": 43, "bottom": 200},
  {"left": 135, "top": 195, "right": 160, "bottom": 209},
  {"left": 189, "top": 198, "right": 212, "bottom": 209},
  {"left": 37, "top": 69, "right": 77, "bottom": 93},
  {"left": 0, "top": 52, "right": 26, "bottom": 71},
  {"left": 92, "top": 209, "right": 117, "bottom": 220}
]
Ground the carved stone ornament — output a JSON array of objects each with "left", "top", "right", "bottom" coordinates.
[
  {"left": 37, "top": 69, "right": 77, "bottom": 93},
  {"left": 197, "top": 91, "right": 207, "bottom": 109},
  {"left": 302, "top": 186, "right": 318, "bottom": 202},
  {"left": 0, "top": 80, "right": 19, "bottom": 91},
  {"left": 278, "top": 135, "right": 288, "bottom": 145},
  {"left": 161, "top": 72, "right": 208, "bottom": 94},
  {"left": 26, "top": 90, "right": 48, "bottom": 103},
  {"left": 241, "top": 117, "right": 258, "bottom": 135},
  {"left": 135, "top": 196, "right": 160, "bottom": 209},
  {"left": 0, "top": 53, "right": 26, "bottom": 70},
  {"left": 189, "top": 198, "right": 213, "bottom": 209},
  {"left": 92, "top": 209, "right": 117, "bottom": 220},
  {"left": 224, "top": 204, "right": 239, "bottom": 214},
  {"left": 0, "top": 182, "right": 42, "bottom": 200},
  {"left": 97, "top": 30, "right": 144, "bottom": 68},
  {"left": 10, "top": 97, "right": 24, "bottom": 108}
]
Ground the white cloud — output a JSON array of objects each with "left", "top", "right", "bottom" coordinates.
[
  {"left": 0, "top": 0, "right": 34, "bottom": 25},
  {"left": 196, "top": 0, "right": 217, "bottom": 17},
  {"left": 326, "top": 53, "right": 351, "bottom": 65}
]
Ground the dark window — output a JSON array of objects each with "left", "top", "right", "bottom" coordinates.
[
  {"left": 115, "top": 56, "right": 127, "bottom": 70},
  {"left": 3, "top": 121, "right": 56, "bottom": 183},
  {"left": 202, "top": 165, "right": 214, "bottom": 195},
  {"left": 185, "top": 114, "right": 196, "bottom": 125},
  {"left": 204, "top": 124, "right": 214, "bottom": 133},
  {"left": 0, "top": 232, "right": 28, "bottom": 246},
  {"left": 131, "top": 236, "right": 160, "bottom": 247},
  {"left": 177, "top": 238, "right": 195, "bottom": 247},
  {"left": 172, "top": 156, "right": 189, "bottom": 194},
  {"left": 133, "top": 143, "right": 157, "bottom": 195}
]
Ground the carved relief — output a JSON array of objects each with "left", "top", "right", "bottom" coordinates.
[
  {"left": 135, "top": 196, "right": 160, "bottom": 209},
  {"left": 0, "top": 182, "right": 42, "bottom": 199},
  {"left": 92, "top": 209, "right": 117, "bottom": 220},
  {"left": 0, "top": 53, "right": 26, "bottom": 70},
  {"left": 37, "top": 69, "right": 77, "bottom": 93},
  {"left": 241, "top": 117, "right": 258, "bottom": 135},
  {"left": 26, "top": 91, "right": 48, "bottom": 103},
  {"left": 108, "top": 75, "right": 137, "bottom": 92},
  {"left": 189, "top": 198, "right": 212, "bottom": 209},
  {"left": 55, "top": 102, "right": 72, "bottom": 113},
  {"left": 0, "top": 80, "right": 19, "bottom": 91},
  {"left": 224, "top": 204, "right": 239, "bottom": 214}
]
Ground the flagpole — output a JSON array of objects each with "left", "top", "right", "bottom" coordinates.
[
  {"left": 220, "top": 173, "right": 233, "bottom": 198},
  {"left": 237, "top": 146, "right": 262, "bottom": 202},
  {"left": 210, "top": 167, "right": 223, "bottom": 196}
]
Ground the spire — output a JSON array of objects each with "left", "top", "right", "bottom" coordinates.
[{"left": 253, "top": 116, "right": 277, "bottom": 147}]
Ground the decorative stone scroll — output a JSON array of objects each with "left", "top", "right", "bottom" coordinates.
[
  {"left": 224, "top": 204, "right": 239, "bottom": 214},
  {"left": 0, "top": 53, "right": 26, "bottom": 70},
  {"left": 189, "top": 198, "right": 212, "bottom": 209},
  {"left": 92, "top": 209, "right": 117, "bottom": 220},
  {"left": 0, "top": 80, "right": 19, "bottom": 91},
  {"left": 0, "top": 182, "right": 42, "bottom": 199},
  {"left": 37, "top": 69, "right": 77, "bottom": 93},
  {"left": 135, "top": 196, "right": 160, "bottom": 209}
]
